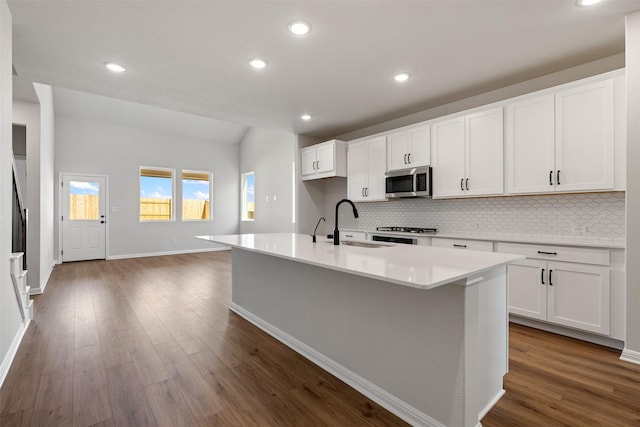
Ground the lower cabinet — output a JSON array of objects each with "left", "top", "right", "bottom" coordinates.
[
  {"left": 499, "top": 243, "right": 611, "bottom": 335},
  {"left": 341, "top": 231, "right": 366, "bottom": 241}
]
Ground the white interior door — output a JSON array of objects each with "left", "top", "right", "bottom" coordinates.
[{"left": 62, "top": 174, "right": 106, "bottom": 262}]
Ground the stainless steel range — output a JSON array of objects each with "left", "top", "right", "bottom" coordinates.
[
  {"left": 371, "top": 226, "right": 438, "bottom": 244},
  {"left": 375, "top": 226, "right": 438, "bottom": 234}
]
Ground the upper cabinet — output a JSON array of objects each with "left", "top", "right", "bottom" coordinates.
[
  {"left": 431, "top": 107, "right": 504, "bottom": 198},
  {"left": 300, "top": 139, "right": 347, "bottom": 181},
  {"left": 348, "top": 136, "right": 387, "bottom": 202},
  {"left": 386, "top": 124, "right": 431, "bottom": 171},
  {"left": 506, "top": 78, "right": 616, "bottom": 194}
]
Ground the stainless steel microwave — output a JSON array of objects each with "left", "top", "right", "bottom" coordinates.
[{"left": 385, "top": 166, "right": 432, "bottom": 198}]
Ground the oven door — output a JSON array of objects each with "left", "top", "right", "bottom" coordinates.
[{"left": 371, "top": 235, "right": 417, "bottom": 245}]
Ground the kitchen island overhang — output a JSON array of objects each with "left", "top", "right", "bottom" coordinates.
[{"left": 197, "top": 233, "right": 524, "bottom": 427}]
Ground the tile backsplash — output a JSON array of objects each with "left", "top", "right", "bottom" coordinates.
[{"left": 352, "top": 192, "right": 625, "bottom": 239}]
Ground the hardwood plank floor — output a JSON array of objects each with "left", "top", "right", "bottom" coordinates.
[{"left": 1, "top": 251, "right": 638, "bottom": 426}]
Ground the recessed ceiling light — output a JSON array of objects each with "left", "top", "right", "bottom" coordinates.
[
  {"left": 301, "top": 114, "right": 312, "bottom": 121},
  {"left": 104, "top": 62, "right": 126, "bottom": 73},
  {"left": 393, "top": 73, "right": 410, "bottom": 82},
  {"left": 576, "top": 0, "right": 603, "bottom": 6},
  {"left": 249, "top": 58, "right": 267, "bottom": 69},
  {"left": 288, "top": 20, "right": 311, "bottom": 35}
]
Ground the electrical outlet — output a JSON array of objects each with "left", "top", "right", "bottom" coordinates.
[{"left": 571, "top": 224, "right": 587, "bottom": 233}]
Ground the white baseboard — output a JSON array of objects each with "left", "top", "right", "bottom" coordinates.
[
  {"left": 30, "top": 261, "right": 55, "bottom": 295},
  {"left": 509, "top": 315, "right": 624, "bottom": 350},
  {"left": 478, "top": 388, "right": 505, "bottom": 420},
  {"left": 230, "top": 302, "right": 445, "bottom": 427},
  {"left": 620, "top": 348, "right": 640, "bottom": 365},
  {"left": 0, "top": 321, "right": 27, "bottom": 389},
  {"left": 107, "top": 246, "right": 230, "bottom": 260}
]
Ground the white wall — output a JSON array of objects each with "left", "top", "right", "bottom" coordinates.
[
  {"left": 55, "top": 115, "right": 240, "bottom": 258},
  {"left": 624, "top": 12, "right": 640, "bottom": 360},
  {"left": 12, "top": 100, "right": 41, "bottom": 291},
  {"left": 34, "top": 84, "right": 55, "bottom": 293},
  {"left": 239, "top": 127, "right": 296, "bottom": 234},
  {"left": 0, "top": 0, "right": 22, "bottom": 386}
]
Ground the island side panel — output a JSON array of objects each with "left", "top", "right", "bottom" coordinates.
[
  {"left": 230, "top": 248, "right": 505, "bottom": 427},
  {"left": 462, "top": 265, "right": 508, "bottom": 426}
]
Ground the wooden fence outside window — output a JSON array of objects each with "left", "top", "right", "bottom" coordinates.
[{"left": 70, "top": 195, "right": 210, "bottom": 221}]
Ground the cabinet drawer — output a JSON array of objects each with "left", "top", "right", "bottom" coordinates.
[
  {"left": 496, "top": 242, "right": 610, "bottom": 266},
  {"left": 431, "top": 237, "right": 493, "bottom": 252},
  {"left": 341, "top": 231, "right": 366, "bottom": 241}
]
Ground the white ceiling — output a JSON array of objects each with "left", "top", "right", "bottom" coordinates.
[{"left": 9, "top": 0, "right": 640, "bottom": 141}]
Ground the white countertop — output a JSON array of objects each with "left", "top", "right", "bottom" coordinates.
[
  {"left": 196, "top": 233, "right": 523, "bottom": 290},
  {"left": 363, "top": 229, "right": 625, "bottom": 249}
]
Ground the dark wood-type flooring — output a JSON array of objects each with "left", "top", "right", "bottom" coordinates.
[{"left": 0, "top": 251, "right": 638, "bottom": 426}]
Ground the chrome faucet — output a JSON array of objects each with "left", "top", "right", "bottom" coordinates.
[
  {"left": 312, "top": 217, "right": 325, "bottom": 243},
  {"left": 334, "top": 199, "right": 359, "bottom": 245}
]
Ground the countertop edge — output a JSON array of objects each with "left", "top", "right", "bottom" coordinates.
[{"left": 352, "top": 229, "right": 625, "bottom": 249}]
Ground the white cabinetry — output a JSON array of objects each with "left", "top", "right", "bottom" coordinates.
[
  {"left": 348, "top": 137, "right": 387, "bottom": 202},
  {"left": 498, "top": 242, "right": 611, "bottom": 335},
  {"left": 386, "top": 124, "right": 430, "bottom": 171},
  {"left": 341, "top": 231, "right": 366, "bottom": 241},
  {"left": 431, "top": 107, "right": 503, "bottom": 198},
  {"left": 506, "top": 79, "right": 615, "bottom": 194},
  {"left": 431, "top": 237, "right": 493, "bottom": 252},
  {"left": 301, "top": 140, "right": 347, "bottom": 181}
]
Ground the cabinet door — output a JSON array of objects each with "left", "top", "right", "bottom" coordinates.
[
  {"left": 341, "top": 231, "right": 366, "bottom": 241},
  {"left": 506, "top": 94, "right": 556, "bottom": 194},
  {"left": 555, "top": 79, "right": 615, "bottom": 192},
  {"left": 466, "top": 107, "right": 504, "bottom": 196},
  {"left": 365, "top": 137, "right": 388, "bottom": 201},
  {"left": 507, "top": 259, "right": 547, "bottom": 321},
  {"left": 431, "top": 117, "right": 465, "bottom": 198},
  {"left": 301, "top": 147, "right": 317, "bottom": 178},
  {"left": 316, "top": 142, "right": 335, "bottom": 175},
  {"left": 387, "top": 132, "right": 409, "bottom": 171},
  {"left": 347, "top": 142, "right": 367, "bottom": 202},
  {"left": 408, "top": 125, "right": 430, "bottom": 167},
  {"left": 546, "top": 261, "right": 610, "bottom": 335}
]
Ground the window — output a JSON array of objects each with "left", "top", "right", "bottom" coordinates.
[
  {"left": 140, "top": 167, "right": 174, "bottom": 221},
  {"left": 69, "top": 180, "right": 100, "bottom": 220},
  {"left": 241, "top": 171, "right": 255, "bottom": 221},
  {"left": 182, "top": 170, "right": 211, "bottom": 221}
]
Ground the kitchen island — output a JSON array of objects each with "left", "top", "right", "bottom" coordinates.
[{"left": 196, "top": 233, "right": 523, "bottom": 427}]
